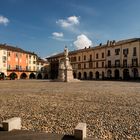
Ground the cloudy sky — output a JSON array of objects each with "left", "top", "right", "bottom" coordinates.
[{"left": 0, "top": 0, "right": 140, "bottom": 57}]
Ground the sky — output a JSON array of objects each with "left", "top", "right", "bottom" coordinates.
[{"left": 0, "top": 0, "right": 140, "bottom": 58}]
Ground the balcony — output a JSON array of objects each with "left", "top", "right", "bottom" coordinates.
[{"left": 7, "top": 67, "right": 36, "bottom": 72}]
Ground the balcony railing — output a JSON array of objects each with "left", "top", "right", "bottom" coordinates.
[
  {"left": 105, "top": 64, "right": 140, "bottom": 68},
  {"left": 7, "top": 67, "right": 36, "bottom": 72}
]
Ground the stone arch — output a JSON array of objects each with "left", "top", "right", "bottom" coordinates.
[
  {"left": 37, "top": 73, "right": 42, "bottom": 79},
  {"left": 73, "top": 72, "right": 76, "bottom": 79},
  {"left": 9, "top": 72, "right": 18, "bottom": 80},
  {"left": 84, "top": 72, "right": 87, "bottom": 80},
  {"left": 107, "top": 69, "right": 112, "bottom": 78},
  {"left": 29, "top": 73, "right": 36, "bottom": 79},
  {"left": 44, "top": 73, "right": 48, "bottom": 79},
  {"left": 123, "top": 69, "right": 130, "bottom": 80},
  {"left": 95, "top": 71, "right": 99, "bottom": 79},
  {"left": 133, "top": 68, "right": 139, "bottom": 79},
  {"left": 78, "top": 72, "right": 81, "bottom": 79},
  {"left": 20, "top": 73, "right": 27, "bottom": 79},
  {"left": 89, "top": 71, "right": 93, "bottom": 80},
  {"left": 102, "top": 71, "right": 105, "bottom": 79},
  {"left": 114, "top": 69, "right": 120, "bottom": 79},
  {"left": 0, "top": 72, "right": 5, "bottom": 80}
]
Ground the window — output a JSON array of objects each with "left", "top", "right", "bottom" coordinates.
[
  {"left": 123, "top": 48, "right": 129, "bottom": 57},
  {"left": 71, "top": 57, "right": 76, "bottom": 62},
  {"left": 29, "top": 55, "right": 31, "bottom": 59},
  {"left": 8, "top": 65, "right": 10, "bottom": 70},
  {"left": 89, "top": 62, "right": 93, "bottom": 68},
  {"left": 3, "top": 50, "right": 6, "bottom": 55},
  {"left": 26, "top": 66, "right": 28, "bottom": 70},
  {"left": 84, "top": 63, "right": 86, "bottom": 68},
  {"left": 33, "top": 61, "right": 36, "bottom": 64},
  {"left": 26, "top": 54, "right": 28, "bottom": 58},
  {"left": 8, "top": 52, "right": 10, "bottom": 56},
  {"left": 2, "top": 56, "right": 6, "bottom": 63},
  {"left": 90, "top": 55, "right": 92, "bottom": 61},
  {"left": 78, "top": 56, "right": 81, "bottom": 61},
  {"left": 102, "top": 53, "right": 104, "bottom": 58},
  {"left": 96, "top": 53, "right": 98, "bottom": 59},
  {"left": 132, "top": 58, "right": 138, "bottom": 66},
  {"left": 16, "top": 53, "right": 18, "bottom": 58},
  {"left": 108, "top": 60, "right": 111, "bottom": 67},
  {"left": 16, "top": 65, "right": 19, "bottom": 70},
  {"left": 78, "top": 64, "right": 81, "bottom": 69},
  {"left": 133, "top": 47, "right": 137, "bottom": 56},
  {"left": 107, "top": 50, "right": 111, "bottom": 56},
  {"left": 19, "top": 66, "right": 22, "bottom": 70},
  {"left": 102, "top": 62, "right": 104, "bottom": 68},
  {"left": 115, "top": 48, "right": 120, "bottom": 55},
  {"left": 115, "top": 60, "right": 120, "bottom": 67},
  {"left": 84, "top": 55, "right": 86, "bottom": 61},
  {"left": 96, "top": 62, "right": 98, "bottom": 68},
  {"left": 123, "top": 59, "right": 127, "bottom": 67}
]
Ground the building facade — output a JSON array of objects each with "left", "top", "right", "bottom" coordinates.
[
  {"left": 47, "top": 38, "right": 140, "bottom": 80},
  {"left": 0, "top": 44, "right": 47, "bottom": 79},
  {"left": 36, "top": 57, "right": 49, "bottom": 79}
]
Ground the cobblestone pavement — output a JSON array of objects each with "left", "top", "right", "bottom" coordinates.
[{"left": 0, "top": 80, "right": 140, "bottom": 139}]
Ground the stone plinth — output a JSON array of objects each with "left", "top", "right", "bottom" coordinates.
[
  {"left": 57, "top": 47, "right": 75, "bottom": 82},
  {"left": 74, "top": 123, "right": 87, "bottom": 140},
  {"left": 2, "top": 117, "right": 21, "bottom": 131}
]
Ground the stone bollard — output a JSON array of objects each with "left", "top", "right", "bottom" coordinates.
[
  {"left": 2, "top": 117, "right": 21, "bottom": 131},
  {"left": 74, "top": 123, "right": 86, "bottom": 140}
]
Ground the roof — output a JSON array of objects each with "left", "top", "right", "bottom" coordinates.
[
  {"left": 46, "top": 38, "right": 140, "bottom": 59},
  {"left": 0, "top": 44, "right": 37, "bottom": 55},
  {"left": 37, "top": 57, "right": 48, "bottom": 63}
]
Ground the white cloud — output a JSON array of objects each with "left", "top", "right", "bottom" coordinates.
[
  {"left": 56, "top": 16, "right": 79, "bottom": 28},
  {"left": 74, "top": 34, "right": 93, "bottom": 49},
  {"left": 0, "top": 15, "right": 9, "bottom": 26},
  {"left": 52, "top": 32, "right": 63, "bottom": 38}
]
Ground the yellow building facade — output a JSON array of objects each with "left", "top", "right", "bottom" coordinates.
[{"left": 47, "top": 38, "right": 140, "bottom": 80}]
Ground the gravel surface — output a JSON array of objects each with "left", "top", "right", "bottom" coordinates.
[{"left": 0, "top": 80, "right": 140, "bottom": 139}]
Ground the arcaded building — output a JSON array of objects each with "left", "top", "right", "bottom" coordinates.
[
  {"left": 47, "top": 38, "right": 140, "bottom": 80},
  {"left": 0, "top": 44, "right": 37, "bottom": 79}
]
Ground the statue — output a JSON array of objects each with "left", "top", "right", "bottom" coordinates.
[
  {"left": 57, "top": 46, "right": 73, "bottom": 82},
  {"left": 64, "top": 46, "right": 68, "bottom": 58}
]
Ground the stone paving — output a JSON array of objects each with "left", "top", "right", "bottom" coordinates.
[{"left": 0, "top": 80, "right": 140, "bottom": 139}]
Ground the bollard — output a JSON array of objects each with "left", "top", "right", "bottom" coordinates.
[
  {"left": 74, "top": 123, "right": 86, "bottom": 140},
  {"left": 2, "top": 117, "right": 21, "bottom": 131}
]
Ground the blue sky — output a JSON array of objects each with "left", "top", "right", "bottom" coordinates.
[{"left": 0, "top": 0, "right": 140, "bottom": 58}]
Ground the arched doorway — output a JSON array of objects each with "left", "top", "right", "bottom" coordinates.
[
  {"left": 89, "top": 71, "right": 93, "bottom": 80},
  {"left": 29, "top": 73, "right": 36, "bottom": 79},
  {"left": 114, "top": 69, "right": 120, "bottom": 79},
  {"left": 95, "top": 71, "right": 99, "bottom": 79},
  {"left": 37, "top": 73, "right": 42, "bottom": 79},
  {"left": 84, "top": 72, "right": 87, "bottom": 80},
  {"left": 9, "top": 72, "right": 18, "bottom": 80},
  {"left": 133, "top": 68, "right": 139, "bottom": 79},
  {"left": 73, "top": 72, "right": 76, "bottom": 79},
  {"left": 78, "top": 72, "right": 81, "bottom": 79},
  {"left": 20, "top": 73, "right": 27, "bottom": 79},
  {"left": 123, "top": 69, "right": 129, "bottom": 80},
  {"left": 44, "top": 73, "right": 48, "bottom": 79},
  {"left": 102, "top": 71, "right": 104, "bottom": 80},
  {"left": 107, "top": 69, "right": 112, "bottom": 79},
  {"left": 0, "top": 72, "right": 5, "bottom": 80}
]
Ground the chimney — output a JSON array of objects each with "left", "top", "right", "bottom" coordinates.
[{"left": 107, "top": 40, "right": 110, "bottom": 46}]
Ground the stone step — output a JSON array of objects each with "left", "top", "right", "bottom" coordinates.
[{"left": 0, "top": 130, "right": 94, "bottom": 140}]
